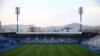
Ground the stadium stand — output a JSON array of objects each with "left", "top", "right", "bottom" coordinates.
[
  {"left": 82, "top": 34, "right": 100, "bottom": 52},
  {"left": 0, "top": 36, "right": 19, "bottom": 52}
]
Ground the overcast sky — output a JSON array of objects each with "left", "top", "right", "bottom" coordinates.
[{"left": 0, "top": 0, "right": 100, "bottom": 27}]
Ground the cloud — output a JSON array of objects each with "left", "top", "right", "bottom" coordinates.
[
  {"left": 0, "top": 0, "right": 100, "bottom": 27},
  {"left": 82, "top": 7, "right": 100, "bottom": 26},
  {"left": 84, "top": 7, "right": 100, "bottom": 15}
]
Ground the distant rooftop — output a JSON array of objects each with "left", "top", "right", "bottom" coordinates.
[{"left": 16, "top": 32, "right": 82, "bottom": 34}]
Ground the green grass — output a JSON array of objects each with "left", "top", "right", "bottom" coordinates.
[{"left": 0, "top": 44, "right": 100, "bottom": 56}]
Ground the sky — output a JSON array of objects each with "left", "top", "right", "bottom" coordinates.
[{"left": 0, "top": 0, "right": 100, "bottom": 27}]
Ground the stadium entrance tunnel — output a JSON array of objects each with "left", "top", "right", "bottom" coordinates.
[{"left": 0, "top": 32, "right": 98, "bottom": 44}]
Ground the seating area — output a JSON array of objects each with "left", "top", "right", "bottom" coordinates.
[
  {"left": 82, "top": 35, "right": 100, "bottom": 52},
  {"left": 0, "top": 37, "right": 18, "bottom": 52},
  {"left": 19, "top": 37, "right": 79, "bottom": 44},
  {"left": 0, "top": 36, "right": 80, "bottom": 52}
]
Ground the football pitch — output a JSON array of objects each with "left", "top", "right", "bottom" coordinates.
[{"left": 0, "top": 44, "right": 100, "bottom": 56}]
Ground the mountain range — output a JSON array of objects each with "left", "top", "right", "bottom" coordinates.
[{"left": 1, "top": 23, "right": 99, "bottom": 32}]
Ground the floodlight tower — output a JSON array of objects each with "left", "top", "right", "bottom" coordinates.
[
  {"left": 79, "top": 7, "right": 83, "bottom": 32},
  {"left": 15, "top": 7, "right": 20, "bottom": 32}
]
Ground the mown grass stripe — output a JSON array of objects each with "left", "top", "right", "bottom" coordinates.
[
  {"left": 36, "top": 44, "right": 45, "bottom": 56},
  {"left": 42, "top": 44, "right": 49, "bottom": 56},
  {"left": 17, "top": 45, "right": 36, "bottom": 56},
  {"left": 58, "top": 44, "right": 71, "bottom": 56},
  {"left": 62, "top": 44, "right": 80, "bottom": 56},
  {"left": 67, "top": 44, "right": 87, "bottom": 56},
  {"left": 36, "top": 44, "right": 49, "bottom": 56},
  {"left": 48, "top": 44, "right": 55, "bottom": 56}
]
